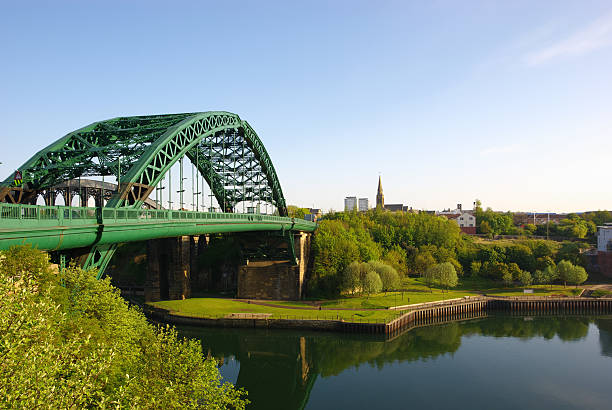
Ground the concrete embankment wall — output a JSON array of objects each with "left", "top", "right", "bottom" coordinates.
[
  {"left": 144, "top": 305, "right": 385, "bottom": 333},
  {"left": 144, "top": 297, "right": 612, "bottom": 337}
]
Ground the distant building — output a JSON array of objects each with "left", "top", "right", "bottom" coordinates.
[
  {"left": 598, "top": 224, "right": 612, "bottom": 252},
  {"left": 358, "top": 198, "right": 369, "bottom": 212},
  {"left": 309, "top": 208, "right": 322, "bottom": 219},
  {"left": 438, "top": 204, "right": 476, "bottom": 234},
  {"left": 344, "top": 196, "right": 357, "bottom": 211},
  {"left": 384, "top": 204, "right": 404, "bottom": 212},
  {"left": 597, "top": 224, "right": 612, "bottom": 278},
  {"left": 376, "top": 176, "right": 384, "bottom": 209},
  {"left": 514, "top": 212, "right": 568, "bottom": 226},
  {"left": 304, "top": 214, "right": 318, "bottom": 222}
]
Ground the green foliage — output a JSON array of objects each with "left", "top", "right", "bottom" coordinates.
[
  {"left": 363, "top": 271, "right": 383, "bottom": 296},
  {"left": 508, "top": 263, "right": 522, "bottom": 281},
  {"left": 382, "top": 245, "right": 408, "bottom": 276},
  {"left": 568, "top": 265, "right": 588, "bottom": 288},
  {"left": 518, "top": 270, "right": 533, "bottom": 287},
  {"left": 0, "top": 246, "right": 247, "bottom": 409},
  {"left": 556, "top": 241, "right": 587, "bottom": 267},
  {"left": 470, "top": 261, "right": 482, "bottom": 277},
  {"left": 369, "top": 261, "right": 400, "bottom": 291},
  {"left": 554, "top": 260, "right": 587, "bottom": 288},
  {"left": 558, "top": 216, "right": 593, "bottom": 239},
  {"left": 475, "top": 206, "right": 514, "bottom": 235},
  {"left": 412, "top": 249, "right": 437, "bottom": 276},
  {"left": 544, "top": 265, "right": 559, "bottom": 287},
  {"left": 556, "top": 260, "right": 575, "bottom": 287},
  {"left": 311, "top": 210, "right": 460, "bottom": 295},
  {"left": 341, "top": 261, "right": 362, "bottom": 295},
  {"left": 502, "top": 270, "right": 514, "bottom": 287},
  {"left": 533, "top": 270, "right": 547, "bottom": 285},
  {"left": 424, "top": 262, "right": 458, "bottom": 292},
  {"left": 287, "top": 205, "right": 311, "bottom": 219},
  {"left": 523, "top": 223, "right": 537, "bottom": 235}
]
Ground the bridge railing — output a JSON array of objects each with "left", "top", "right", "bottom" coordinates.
[{"left": 0, "top": 202, "right": 316, "bottom": 230}]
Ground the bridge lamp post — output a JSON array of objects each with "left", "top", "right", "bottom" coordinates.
[
  {"left": 178, "top": 157, "right": 187, "bottom": 210},
  {"left": 168, "top": 167, "right": 173, "bottom": 210},
  {"left": 157, "top": 183, "right": 165, "bottom": 210}
]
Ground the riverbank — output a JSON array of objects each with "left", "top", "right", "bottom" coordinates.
[{"left": 146, "top": 295, "right": 612, "bottom": 337}]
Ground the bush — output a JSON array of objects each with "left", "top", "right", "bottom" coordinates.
[
  {"left": 363, "top": 271, "right": 383, "bottom": 296},
  {"left": 424, "top": 262, "right": 458, "bottom": 292},
  {"left": 0, "top": 246, "right": 248, "bottom": 409},
  {"left": 368, "top": 261, "right": 399, "bottom": 292},
  {"left": 470, "top": 261, "right": 482, "bottom": 277},
  {"left": 502, "top": 270, "right": 514, "bottom": 287},
  {"left": 518, "top": 270, "right": 533, "bottom": 287}
]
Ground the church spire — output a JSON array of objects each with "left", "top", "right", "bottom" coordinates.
[{"left": 376, "top": 176, "right": 384, "bottom": 209}]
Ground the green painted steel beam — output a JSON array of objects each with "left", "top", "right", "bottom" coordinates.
[{"left": 0, "top": 203, "right": 316, "bottom": 252}]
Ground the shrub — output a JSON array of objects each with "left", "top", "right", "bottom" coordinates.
[{"left": 363, "top": 271, "right": 383, "bottom": 297}]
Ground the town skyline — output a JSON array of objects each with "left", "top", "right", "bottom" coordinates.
[{"left": 338, "top": 175, "right": 610, "bottom": 215}]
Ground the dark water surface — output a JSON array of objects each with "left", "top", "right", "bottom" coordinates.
[{"left": 177, "top": 315, "right": 612, "bottom": 410}]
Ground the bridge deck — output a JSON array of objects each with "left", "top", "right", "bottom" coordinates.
[{"left": 0, "top": 203, "right": 316, "bottom": 251}]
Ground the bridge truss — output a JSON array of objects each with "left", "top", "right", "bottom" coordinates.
[{"left": 0, "top": 112, "right": 300, "bottom": 275}]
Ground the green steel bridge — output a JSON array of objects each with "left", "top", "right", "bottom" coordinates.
[{"left": 0, "top": 111, "right": 317, "bottom": 276}]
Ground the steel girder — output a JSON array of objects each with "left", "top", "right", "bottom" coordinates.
[
  {"left": 1, "top": 112, "right": 288, "bottom": 215},
  {"left": 1, "top": 112, "right": 291, "bottom": 276}
]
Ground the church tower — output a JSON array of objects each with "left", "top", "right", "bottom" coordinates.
[{"left": 376, "top": 176, "right": 384, "bottom": 209}]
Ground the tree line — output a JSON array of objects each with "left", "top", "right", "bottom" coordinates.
[{"left": 309, "top": 209, "right": 589, "bottom": 296}]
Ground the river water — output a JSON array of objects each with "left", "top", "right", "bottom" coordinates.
[{"left": 177, "top": 315, "right": 612, "bottom": 410}]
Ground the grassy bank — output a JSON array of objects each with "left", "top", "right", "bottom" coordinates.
[
  {"left": 149, "top": 276, "right": 581, "bottom": 322},
  {"left": 151, "top": 298, "right": 398, "bottom": 322}
]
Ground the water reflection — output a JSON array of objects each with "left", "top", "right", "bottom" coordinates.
[
  {"left": 596, "top": 318, "right": 612, "bottom": 357},
  {"left": 177, "top": 315, "right": 611, "bottom": 410}
]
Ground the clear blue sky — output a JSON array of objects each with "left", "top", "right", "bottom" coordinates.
[{"left": 1, "top": 1, "right": 611, "bottom": 213}]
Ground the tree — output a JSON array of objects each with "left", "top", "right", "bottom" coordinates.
[
  {"left": 556, "top": 242, "right": 586, "bottom": 267},
  {"left": 568, "top": 265, "right": 588, "bottom": 288},
  {"left": 556, "top": 260, "right": 575, "bottom": 287},
  {"left": 508, "top": 263, "right": 522, "bottom": 281},
  {"left": 363, "top": 271, "right": 382, "bottom": 297},
  {"left": 479, "top": 220, "right": 492, "bottom": 236},
  {"left": 383, "top": 245, "right": 408, "bottom": 276},
  {"left": 543, "top": 265, "right": 558, "bottom": 289},
  {"left": 425, "top": 262, "right": 458, "bottom": 293},
  {"left": 413, "top": 250, "right": 436, "bottom": 276},
  {"left": 369, "top": 261, "right": 400, "bottom": 292},
  {"left": 470, "top": 261, "right": 482, "bottom": 277},
  {"left": 341, "top": 262, "right": 362, "bottom": 294},
  {"left": 518, "top": 270, "right": 533, "bottom": 287},
  {"left": 423, "top": 265, "right": 436, "bottom": 292},
  {"left": 524, "top": 224, "right": 537, "bottom": 235},
  {"left": 533, "top": 270, "right": 547, "bottom": 285},
  {"left": 437, "top": 262, "right": 459, "bottom": 292},
  {"left": 502, "top": 270, "right": 514, "bottom": 287}
]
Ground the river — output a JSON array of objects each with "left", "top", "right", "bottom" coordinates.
[{"left": 177, "top": 315, "right": 612, "bottom": 410}]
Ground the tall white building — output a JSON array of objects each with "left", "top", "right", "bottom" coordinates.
[
  {"left": 598, "top": 224, "right": 612, "bottom": 252},
  {"left": 358, "top": 198, "right": 369, "bottom": 212},
  {"left": 344, "top": 196, "right": 357, "bottom": 211}
]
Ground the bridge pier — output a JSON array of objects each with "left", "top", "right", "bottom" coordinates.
[
  {"left": 145, "top": 236, "right": 192, "bottom": 302},
  {"left": 237, "top": 232, "right": 312, "bottom": 300}
]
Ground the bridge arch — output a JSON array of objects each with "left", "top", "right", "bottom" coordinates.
[{"left": 1, "top": 111, "right": 288, "bottom": 216}]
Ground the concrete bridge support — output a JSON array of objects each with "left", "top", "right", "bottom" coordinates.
[
  {"left": 237, "top": 232, "right": 312, "bottom": 300},
  {"left": 145, "top": 236, "right": 192, "bottom": 302}
]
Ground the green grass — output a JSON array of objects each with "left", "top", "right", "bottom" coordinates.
[
  {"left": 150, "top": 298, "right": 398, "bottom": 322},
  {"left": 319, "top": 277, "right": 582, "bottom": 309},
  {"left": 149, "top": 276, "right": 585, "bottom": 323},
  {"left": 591, "top": 289, "right": 612, "bottom": 298}
]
